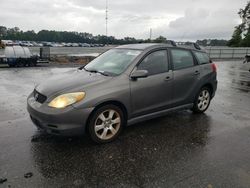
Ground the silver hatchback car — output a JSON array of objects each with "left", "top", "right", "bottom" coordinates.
[{"left": 27, "top": 43, "right": 217, "bottom": 143}]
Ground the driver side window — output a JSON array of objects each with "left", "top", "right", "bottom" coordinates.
[{"left": 137, "top": 50, "right": 168, "bottom": 76}]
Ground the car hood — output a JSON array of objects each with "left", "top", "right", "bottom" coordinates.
[{"left": 36, "top": 69, "right": 112, "bottom": 98}]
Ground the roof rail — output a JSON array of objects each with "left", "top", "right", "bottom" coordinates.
[
  {"left": 176, "top": 42, "right": 202, "bottom": 50},
  {"left": 165, "top": 40, "right": 177, "bottom": 47}
]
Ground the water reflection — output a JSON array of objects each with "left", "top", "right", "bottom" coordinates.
[
  {"left": 229, "top": 61, "right": 250, "bottom": 92},
  {"left": 30, "top": 111, "right": 211, "bottom": 187}
]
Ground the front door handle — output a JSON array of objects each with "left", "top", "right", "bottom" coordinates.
[{"left": 194, "top": 70, "right": 200, "bottom": 75}]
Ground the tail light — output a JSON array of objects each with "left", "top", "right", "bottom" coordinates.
[{"left": 211, "top": 63, "right": 217, "bottom": 72}]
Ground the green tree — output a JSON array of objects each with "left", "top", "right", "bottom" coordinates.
[
  {"left": 228, "top": 26, "right": 243, "bottom": 47},
  {"left": 154, "top": 36, "right": 167, "bottom": 43},
  {"left": 229, "top": 1, "right": 250, "bottom": 47},
  {"left": 0, "top": 26, "right": 7, "bottom": 39},
  {"left": 241, "top": 28, "right": 250, "bottom": 46}
]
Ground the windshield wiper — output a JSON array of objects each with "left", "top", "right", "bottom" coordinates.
[{"left": 84, "top": 68, "right": 110, "bottom": 76}]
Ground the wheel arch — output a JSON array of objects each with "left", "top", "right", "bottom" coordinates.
[
  {"left": 85, "top": 100, "right": 128, "bottom": 133},
  {"left": 201, "top": 83, "right": 214, "bottom": 95}
]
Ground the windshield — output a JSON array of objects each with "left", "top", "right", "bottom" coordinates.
[{"left": 84, "top": 49, "right": 142, "bottom": 76}]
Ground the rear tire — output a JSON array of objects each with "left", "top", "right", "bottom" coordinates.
[
  {"left": 192, "top": 87, "right": 211, "bottom": 113},
  {"left": 88, "top": 104, "right": 124, "bottom": 143}
]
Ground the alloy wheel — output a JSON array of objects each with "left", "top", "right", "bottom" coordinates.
[
  {"left": 94, "top": 109, "right": 121, "bottom": 140},
  {"left": 197, "top": 89, "right": 210, "bottom": 111}
]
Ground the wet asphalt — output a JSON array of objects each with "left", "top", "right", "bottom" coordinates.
[{"left": 0, "top": 61, "right": 250, "bottom": 188}]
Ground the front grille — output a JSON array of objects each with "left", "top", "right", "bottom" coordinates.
[{"left": 34, "top": 89, "right": 47, "bottom": 104}]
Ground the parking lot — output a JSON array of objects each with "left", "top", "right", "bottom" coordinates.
[{"left": 0, "top": 60, "right": 250, "bottom": 187}]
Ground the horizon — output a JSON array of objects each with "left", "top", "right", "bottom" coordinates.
[{"left": 0, "top": 25, "right": 232, "bottom": 42}]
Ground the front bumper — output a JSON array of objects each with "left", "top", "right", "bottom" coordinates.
[{"left": 27, "top": 95, "right": 94, "bottom": 136}]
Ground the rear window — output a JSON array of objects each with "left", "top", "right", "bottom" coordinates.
[
  {"left": 194, "top": 51, "right": 210, "bottom": 64},
  {"left": 171, "top": 49, "right": 194, "bottom": 70}
]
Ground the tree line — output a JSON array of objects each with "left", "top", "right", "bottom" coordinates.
[
  {"left": 228, "top": 1, "right": 250, "bottom": 47},
  {"left": 4, "top": 24, "right": 247, "bottom": 47},
  {"left": 0, "top": 25, "right": 231, "bottom": 46},
  {"left": 0, "top": 26, "right": 170, "bottom": 45}
]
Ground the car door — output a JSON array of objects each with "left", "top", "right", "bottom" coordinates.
[
  {"left": 130, "top": 49, "right": 173, "bottom": 117},
  {"left": 170, "top": 49, "right": 201, "bottom": 106}
]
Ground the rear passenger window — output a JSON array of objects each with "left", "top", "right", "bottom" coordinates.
[
  {"left": 171, "top": 49, "right": 194, "bottom": 70},
  {"left": 137, "top": 50, "right": 168, "bottom": 76},
  {"left": 194, "top": 51, "right": 210, "bottom": 64}
]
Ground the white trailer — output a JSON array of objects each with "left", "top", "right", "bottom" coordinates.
[{"left": 1, "top": 46, "right": 39, "bottom": 67}]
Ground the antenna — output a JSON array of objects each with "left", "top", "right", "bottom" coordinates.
[
  {"left": 105, "top": 0, "right": 108, "bottom": 44},
  {"left": 150, "top": 28, "right": 152, "bottom": 41}
]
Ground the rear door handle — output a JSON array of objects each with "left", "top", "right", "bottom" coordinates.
[
  {"left": 194, "top": 70, "right": 200, "bottom": 75},
  {"left": 165, "top": 76, "right": 172, "bottom": 81}
]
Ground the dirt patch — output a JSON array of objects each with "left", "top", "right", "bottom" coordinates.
[{"left": 50, "top": 55, "right": 96, "bottom": 65}]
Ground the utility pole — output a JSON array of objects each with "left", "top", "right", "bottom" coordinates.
[
  {"left": 150, "top": 28, "right": 152, "bottom": 42},
  {"left": 105, "top": 0, "right": 108, "bottom": 45}
]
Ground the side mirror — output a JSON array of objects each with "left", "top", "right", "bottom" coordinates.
[{"left": 131, "top": 70, "right": 148, "bottom": 79}]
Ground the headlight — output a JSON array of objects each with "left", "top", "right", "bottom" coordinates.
[{"left": 48, "top": 92, "right": 85, "bottom": 109}]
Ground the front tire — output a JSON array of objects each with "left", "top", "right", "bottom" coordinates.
[
  {"left": 88, "top": 105, "right": 124, "bottom": 143},
  {"left": 192, "top": 87, "right": 211, "bottom": 113}
]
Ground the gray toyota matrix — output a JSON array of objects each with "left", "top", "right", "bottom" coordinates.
[{"left": 27, "top": 43, "right": 217, "bottom": 143}]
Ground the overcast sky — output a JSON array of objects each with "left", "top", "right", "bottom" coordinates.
[{"left": 0, "top": 0, "right": 247, "bottom": 41}]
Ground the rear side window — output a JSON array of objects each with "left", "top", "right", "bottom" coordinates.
[
  {"left": 171, "top": 49, "right": 194, "bottom": 70},
  {"left": 137, "top": 50, "right": 168, "bottom": 76},
  {"left": 194, "top": 51, "right": 210, "bottom": 64}
]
